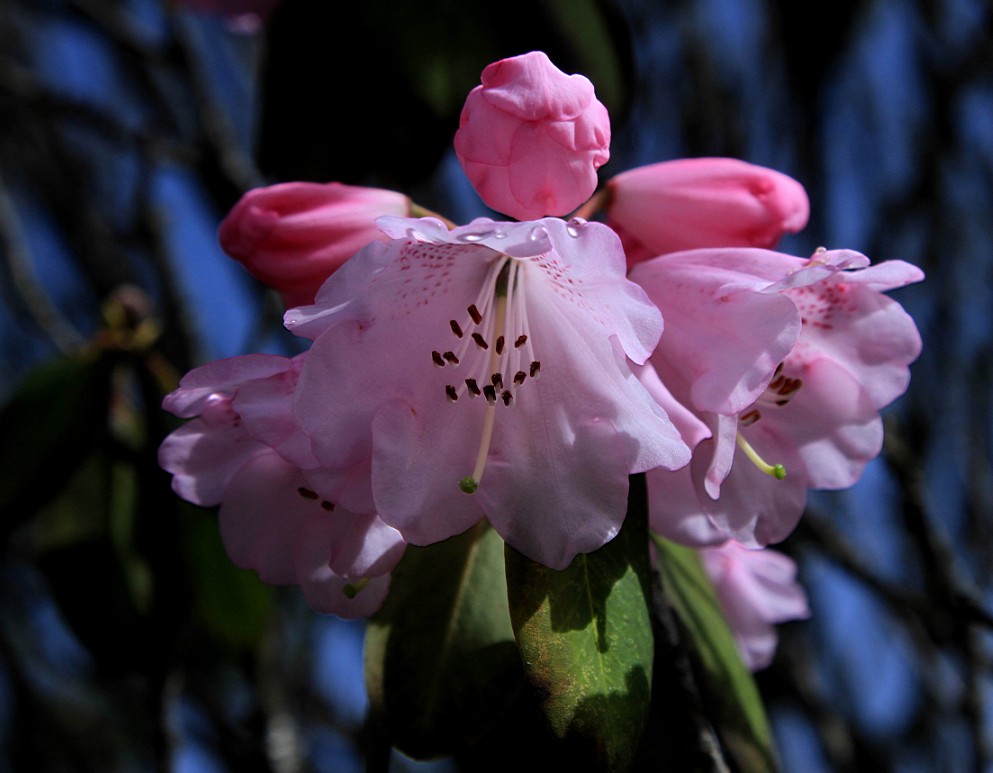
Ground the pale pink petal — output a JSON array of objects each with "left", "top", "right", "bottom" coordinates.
[
  {"left": 784, "top": 262, "right": 924, "bottom": 409},
  {"left": 163, "top": 354, "right": 294, "bottom": 417},
  {"left": 700, "top": 541, "right": 810, "bottom": 670},
  {"left": 158, "top": 396, "right": 267, "bottom": 506},
  {"left": 631, "top": 252, "right": 800, "bottom": 414},
  {"left": 218, "top": 452, "right": 323, "bottom": 584},
  {"left": 749, "top": 357, "right": 884, "bottom": 490}
]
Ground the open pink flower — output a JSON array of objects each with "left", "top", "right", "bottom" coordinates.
[
  {"left": 632, "top": 248, "right": 923, "bottom": 547},
  {"left": 607, "top": 158, "right": 810, "bottom": 266},
  {"left": 219, "top": 182, "right": 411, "bottom": 308},
  {"left": 699, "top": 540, "right": 810, "bottom": 670},
  {"left": 159, "top": 354, "right": 405, "bottom": 617},
  {"left": 455, "top": 52, "right": 610, "bottom": 221},
  {"left": 284, "top": 215, "right": 690, "bottom": 569}
]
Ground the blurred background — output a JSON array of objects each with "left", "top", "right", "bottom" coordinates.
[{"left": 0, "top": 0, "right": 991, "bottom": 770}]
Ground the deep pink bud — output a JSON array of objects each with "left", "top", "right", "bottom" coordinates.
[
  {"left": 219, "top": 182, "right": 411, "bottom": 308},
  {"left": 454, "top": 51, "right": 611, "bottom": 221},
  {"left": 606, "top": 158, "right": 810, "bottom": 266}
]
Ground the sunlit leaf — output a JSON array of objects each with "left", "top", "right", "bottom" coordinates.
[
  {"left": 505, "top": 476, "right": 653, "bottom": 772},
  {"left": 653, "top": 535, "right": 777, "bottom": 772},
  {"left": 365, "top": 522, "right": 523, "bottom": 758}
]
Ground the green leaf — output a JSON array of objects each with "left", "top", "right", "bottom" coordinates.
[
  {"left": 653, "top": 535, "right": 778, "bottom": 772},
  {"left": 505, "top": 476, "right": 654, "bottom": 772},
  {"left": 180, "top": 505, "right": 273, "bottom": 651},
  {"left": 0, "top": 351, "right": 111, "bottom": 541},
  {"left": 364, "top": 522, "right": 523, "bottom": 758}
]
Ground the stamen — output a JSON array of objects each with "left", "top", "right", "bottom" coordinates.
[
  {"left": 495, "top": 336, "right": 505, "bottom": 354},
  {"left": 446, "top": 385, "right": 459, "bottom": 402},
  {"left": 530, "top": 361, "right": 541, "bottom": 379},
  {"left": 468, "top": 304, "right": 483, "bottom": 324},
  {"left": 491, "top": 372, "right": 503, "bottom": 390},
  {"left": 432, "top": 351, "right": 446, "bottom": 367},
  {"left": 513, "top": 371, "right": 527, "bottom": 385},
  {"left": 443, "top": 351, "right": 460, "bottom": 365},
  {"left": 320, "top": 500, "right": 335, "bottom": 512},
  {"left": 472, "top": 332, "right": 489, "bottom": 350},
  {"left": 736, "top": 433, "right": 787, "bottom": 479},
  {"left": 501, "top": 390, "right": 513, "bottom": 406},
  {"left": 450, "top": 320, "right": 464, "bottom": 338},
  {"left": 460, "top": 289, "right": 507, "bottom": 494},
  {"left": 297, "top": 487, "right": 318, "bottom": 500},
  {"left": 465, "top": 378, "right": 481, "bottom": 396},
  {"left": 515, "top": 335, "right": 527, "bottom": 348},
  {"left": 343, "top": 578, "right": 370, "bottom": 599}
]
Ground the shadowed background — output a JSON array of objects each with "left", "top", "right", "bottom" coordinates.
[{"left": 0, "top": 0, "right": 991, "bottom": 770}]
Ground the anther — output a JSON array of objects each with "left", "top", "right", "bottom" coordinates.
[
  {"left": 530, "top": 361, "right": 541, "bottom": 379},
  {"left": 459, "top": 476, "right": 479, "bottom": 494},
  {"left": 472, "top": 332, "right": 489, "bottom": 350},
  {"left": 465, "top": 378, "right": 481, "bottom": 396},
  {"left": 739, "top": 409, "right": 762, "bottom": 427},
  {"left": 443, "top": 351, "right": 460, "bottom": 365},
  {"left": 432, "top": 351, "right": 446, "bottom": 367},
  {"left": 515, "top": 335, "right": 528, "bottom": 348},
  {"left": 514, "top": 371, "right": 527, "bottom": 385},
  {"left": 320, "top": 500, "right": 335, "bottom": 512},
  {"left": 445, "top": 385, "right": 459, "bottom": 402},
  {"left": 491, "top": 372, "right": 503, "bottom": 390},
  {"left": 297, "top": 487, "right": 318, "bottom": 500},
  {"left": 468, "top": 304, "right": 482, "bottom": 324},
  {"left": 495, "top": 336, "right": 505, "bottom": 354},
  {"left": 483, "top": 384, "right": 497, "bottom": 404},
  {"left": 450, "top": 320, "right": 464, "bottom": 338},
  {"left": 501, "top": 390, "right": 513, "bottom": 406}
]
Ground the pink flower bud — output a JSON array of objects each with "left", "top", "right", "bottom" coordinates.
[
  {"left": 219, "top": 182, "right": 411, "bottom": 308},
  {"left": 606, "top": 158, "right": 810, "bottom": 266},
  {"left": 454, "top": 51, "right": 611, "bottom": 221}
]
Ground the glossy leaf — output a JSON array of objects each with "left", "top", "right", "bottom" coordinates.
[
  {"left": 505, "top": 476, "right": 653, "bottom": 772},
  {"left": 652, "top": 535, "right": 777, "bottom": 772},
  {"left": 364, "top": 522, "right": 523, "bottom": 758}
]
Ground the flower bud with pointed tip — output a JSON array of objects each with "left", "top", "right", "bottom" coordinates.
[
  {"left": 455, "top": 51, "right": 611, "bottom": 221},
  {"left": 606, "top": 158, "right": 810, "bottom": 266},
  {"left": 219, "top": 182, "right": 411, "bottom": 308}
]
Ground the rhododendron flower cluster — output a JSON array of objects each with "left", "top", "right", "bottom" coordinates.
[{"left": 160, "top": 49, "right": 922, "bottom": 677}]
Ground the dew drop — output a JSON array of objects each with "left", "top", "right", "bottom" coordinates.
[
  {"left": 566, "top": 217, "right": 587, "bottom": 238},
  {"left": 405, "top": 227, "right": 424, "bottom": 240},
  {"left": 529, "top": 225, "right": 548, "bottom": 242},
  {"left": 458, "top": 230, "right": 491, "bottom": 243}
]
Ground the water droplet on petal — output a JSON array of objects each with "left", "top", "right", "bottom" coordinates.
[
  {"left": 458, "top": 229, "right": 492, "bottom": 243},
  {"left": 529, "top": 225, "right": 548, "bottom": 242},
  {"left": 406, "top": 227, "right": 424, "bottom": 240},
  {"left": 566, "top": 217, "right": 587, "bottom": 237},
  {"left": 493, "top": 230, "right": 507, "bottom": 239}
]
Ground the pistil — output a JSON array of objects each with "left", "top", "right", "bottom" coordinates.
[{"left": 736, "top": 433, "right": 787, "bottom": 480}]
